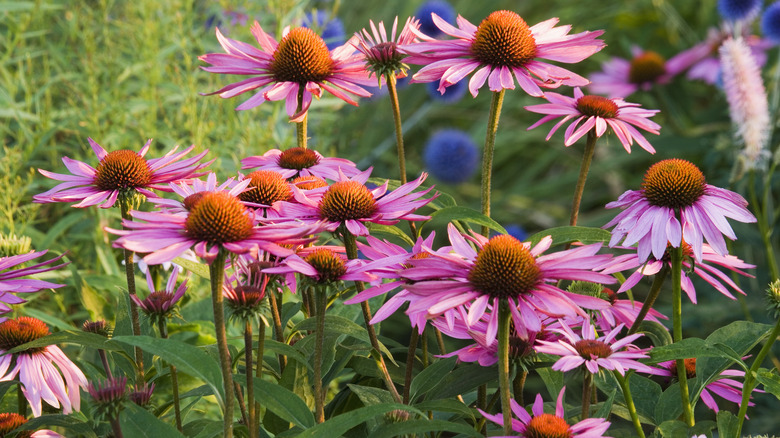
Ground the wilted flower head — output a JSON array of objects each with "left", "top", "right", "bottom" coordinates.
[
  {"left": 605, "top": 158, "right": 757, "bottom": 262},
  {"left": 423, "top": 129, "right": 479, "bottom": 184},
  {"left": 87, "top": 376, "right": 127, "bottom": 421},
  {"left": 720, "top": 36, "right": 770, "bottom": 173},
  {"left": 131, "top": 266, "right": 187, "bottom": 325},
  {"left": 403, "top": 10, "right": 605, "bottom": 97},
  {"left": 34, "top": 138, "right": 209, "bottom": 209},
  {"left": 354, "top": 17, "right": 420, "bottom": 83},
  {"left": 0, "top": 317, "right": 87, "bottom": 416}
]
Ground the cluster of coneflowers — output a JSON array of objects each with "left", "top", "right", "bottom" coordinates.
[{"left": 3, "top": 1, "right": 779, "bottom": 437}]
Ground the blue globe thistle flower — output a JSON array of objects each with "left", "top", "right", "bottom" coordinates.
[
  {"left": 427, "top": 79, "right": 467, "bottom": 103},
  {"left": 505, "top": 224, "right": 528, "bottom": 241},
  {"left": 415, "top": 0, "right": 455, "bottom": 37},
  {"left": 762, "top": 2, "right": 780, "bottom": 42},
  {"left": 303, "top": 10, "right": 345, "bottom": 50},
  {"left": 718, "top": 0, "right": 762, "bottom": 21},
  {"left": 423, "top": 129, "right": 479, "bottom": 184}
]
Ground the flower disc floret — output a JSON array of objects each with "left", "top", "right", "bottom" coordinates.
[
  {"left": 239, "top": 170, "right": 292, "bottom": 205},
  {"left": 93, "top": 150, "right": 152, "bottom": 191},
  {"left": 270, "top": 27, "right": 334, "bottom": 83},
  {"left": 319, "top": 181, "right": 378, "bottom": 222},
  {"left": 184, "top": 191, "right": 253, "bottom": 244},
  {"left": 304, "top": 249, "right": 347, "bottom": 283},
  {"left": 526, "top": 413, "right": 572, "bottom": 438},
  {"left": 293, "top": 175, "right": 328, "bottom": 190},
  {"left": 0, "top": 413, "right": 26, "bottom": 435},
  {"left": 0, "top": 317, "right": 50, "bottom": 354},
  {"left": 467, "top": 234, "right": 540, "bottom": 299},
  {"left": 183, "top": 192, "right": 207, "bottom": 211},
  {"left": 575, "top": 95, "right": 618, "bottom": 118},
  {"left": 628, "top": 51, "right": 666, "bottom": 85},
  {"left": 574, "top": 339, "right": 612, "bottom": 359},
  {"left": 279, "top": 147, "right": 321, "bottom": 170},
  {"left": 470, "top": 10, "right": 537, "bottom": 67},
  {"left": 684, "top": 358, "right": 697, "bottom": 379},
  {"left": 642, "top": 159, "right": 706, "bottom": 209}
]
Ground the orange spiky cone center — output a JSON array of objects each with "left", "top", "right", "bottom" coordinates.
[
  {"left": 94, "top": 150, "right": 151, "bottom": 190},
  {"left": 576, "top": 95, "right": 619, "bottom": 118},
  {"left": 239, "top": 170, "right": 293, "bottom": 205},
  {"left": 471, "top": 10, "right": 537, "bottom": 67},
  {"left": 525, "top": 413, "right": 572, "bottom": 438},
  {"left": 468, "top": 235, "right": 540, "bottom": 299},
  {"left": 271, "top": 27, "right": 334, "bottom": 83},
  {"left": 628, "top": 51, "right": 666, "bottom": 84},
  {"left": 185, "top": 191, "right": 253, "bottom": 244},
  {"left": 318, "top": 181, "right": 378, "bottom": 222},
  {"left": 0, "top": 317, "right": 50, "bottom": 354},
  {"left": 642, "top": 159, "right": 706, "bottom": 209}
]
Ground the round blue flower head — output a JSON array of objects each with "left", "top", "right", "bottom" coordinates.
[
  {"left": 423, "top": 129, "right": 479, "bottom": 184},
  {"left": 762, "top": 2, "right": 780, "bottom": 42},
  {"left": 303, "top": 10, "right": 345, "bottom": 50},
  {"left": 427, "top": 80, "right": 467, "bottom": 104},
  {"left": 415, "top": 0, "right": 455, "bottom": 37},
  {"left": 718, "top": 0, "right": 762, "bottom": 21},
  {"left": 505, "top": 224, "right": 528, "bottom": 242}
]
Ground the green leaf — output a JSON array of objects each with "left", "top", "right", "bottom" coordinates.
[
  {"left": 717, "top": 410, "right": 738, "bottom": 437},
  {"left": 263, "top": 340, "right": 313, "bottom": 371},
  {"left": 240, "top": 375, "right": 315, "bottom": 429},
  {"left": 7, "top": 330, "right": 114, "bottom": 354},
  {"left": 594, "top": 388, "right": 617, "bottom": 419},
  {"left": 427, "top": 362, "right": 498, "bottom": 400},
  {"left": 421, "top": 206, "right": 507, "bottom": 235},
  {"left": 756, "top": 368, "right": 780, "bottom": 401},
  {"left": 22, "top": 413, "right": 97, "bottom": 438},
  {"left": 654, "top": 383, "right": 683, "bottom": 424},
  {"left": 414, "top": 399, "right": 476, "bottom": 421},
  {"left": 294, "top": 404, "right": 423, "bottom": 438},
  {"left": 366, "top": 223, "right": 414, "bottom": 247},
  {"left": 348, "top": 384, "right": 396, "bottom": 406},
  {"left": 119, "top": 403, "right": 186, "bottom": 438},
  {"left": 648, "top": 338, "right": 712, "bottom": 363},
  {"left": 656, "top": 419, "right": 715, "bottom": 438},
  {"left": 636, "top": 321, "right": 673, "bottom": 347},
  {"left": 183, "top": 419, "right": 224, "bottom": 438},
  {"left": 427, "top": 191, "right": 457, "bottom": 210},
  {"left": 369, "top": 419, "right": 484, "bottom": 438},
  {"left": 173, "top": 256, "right": 210, "bottom": 279},
  {"left": 293, "top": 315, "right": 394, "bottom": 362},
  {"left": 409, "top": 356, "right": 457, "bottom": 402},
  {"left": 110, "top": 335, "right": 224, "bottom": 408},
  {"left": 527, "top": 226, "right": 611, "bottom": 246},
  {"left": 536, "top": 367, "right": 564, "bottom": 400}
]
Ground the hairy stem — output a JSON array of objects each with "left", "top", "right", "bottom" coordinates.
[
  {"left": 403, "top": 330, "right": 419, "bottom": 404},
  {"left": 120, "top": 206, "right": 144, "bottom": 382},
  {"left": 244, "top": 321, "right": 256, "bottom": 438},
  {"left": 158, "top": 321, "right": 182, "bottom": 432},
  {"left": 569, "top": 131, "right": 598, "bottom": 226},
  {"left": 615, "top": 372, "right": 645, "bottom": 438},
  {"left": 736, "top": 316, "right": 780, "bottom": 435},
  {"left": 497, "top": 300, "right": 512, "bottom": 435},
  {"left": 296, "top": 86, "right": 308, "bottom": 150},
  {"left": 480, "top": 90, "right": 505, "bottom": 236},
  {"left": 582, "top": 370, "right": 593, "bottom": 419},
  {"left": 209, "top": 251, "right": 234, "bottom": 438},
  {"left": 314, "top": 288, "right": 327, "bottom": 423},
  {"left": 628, "top": 267, "right": 669, "bottom": 335},
  {"left": 267, "top": 289, "right": 287, "bottom": 372},
  {"left": 671, "top": 246, "right": 694, "bottom": 427},
  {"left": 255, "top": 319, "right": 265, "bottom": 436}
]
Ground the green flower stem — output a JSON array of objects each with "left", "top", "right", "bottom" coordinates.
[
  {"left": 16, "top": 385, "right": 25, "bottom": 416},
  {"left": 403, "top": 329, "right": 420, "bottom": 404},
  {"left": 480, "top": 90, "right": 505, "bottom": 237},
  {"left": 749, "top": 171, "right": 780, "bottom": 281},
  {"left": 512, "top": 370, "right": 526, "bottom": 407},
  {"left": 386, "top": 73, "right": 407, "bottom": 185},
  {"left": 267, "top": 289, "right": 287, "bottom": 372},
  {"left": 627, "top": 267, "right": 669, "bottom": 335},
  {"left": 477, "top": 384, "right": 487, "bottom": 434},
  {"left": 209, "top": 251, "right": 234, "bottom": 438},
  {"left": 582, "top": 370, "right": 593, "bottom": 419},
  {"left": 342, "top": 230, "right": 403, "bottom": 403},
  {"left": 296, "top": 87, "right": 308, "bottom": 150},
  {"left": 255, "top": 319, "right": 265, "bottom": 438},
  {"left": 244, "top": 320, "right": 256, "bottom": 438},
  {"left": 314, "top": 287, "right": 327, "bottom": 423},
  {"left": 158, "top": 320, "right": 182, "bottom": 432},
  {"left": 671, "top": 246, "right": 694, "bottom": 427},
  {"left": 119, "top": 206, "right": 144, "bottom": 382},
  {"left": 736, "top": 316, "right": 780, "bottom": 435},
  {"left": 569, "top": 131, "right": 598, "bottom": 227},
  {"left": 497, "top": 299, "right": 512, "bottom": 435},
  {"left": 109, "top": 416, "right": 124, "bottom": 438},
  {"left": 434, "top": 328, "right": 446, "bottom": 354},
  {"left": 614, "top": 372, "right": 645, "bottom": 438},
  {"left": 98, "top": 349, "right": 113, "bottom": 380}
]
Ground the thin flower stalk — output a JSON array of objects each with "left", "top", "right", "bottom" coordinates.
[
  {"left": 210, "top": 251, "right": 234, "bottom": 438},
  {"left": 736, "top": 316, "right": 780, "bottom": 435},
  {"left": 570, "top": 131, "right": 597, "bottom": 226},
  {"left": 614, "top": 371, "right": 646, "bottom": 438},
  {"left": 244, "top": 320, "right": 256, "bottom": 438},
  {"left": 582, "top": 370, "right": 593, "bottom": 419},
  {"left": 402, "top": 329, "right": 419, "bottom": 404},
  {"left": 497, "top": 299, "right": 512, "bottom": 435},
  {"left": 255, "top": 319, "right": 266, "bottom": 436},
  {"left": 627, "top": 266, "right": 669, "bottom": 335},
  {"left": 157, "top": 319, "right": 182, "bottom": 432},
  {"left": 314, "top": 287, "right": 327, "bottom": 423},
  {"left": 120, "top": 206, "right": 144, "bottom": 383},
  {"left": 481, "top": 89, "right": 505, "bottom": 236},
  {"left": 672, "top": 246, "right": 695, "bottom": 427}
]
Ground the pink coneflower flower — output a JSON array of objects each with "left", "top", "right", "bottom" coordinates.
[
  {"left": 131, "top": 266, "right": 187, "bottom": 324},
  {"left": 0, "top": 317, "right": 87, "bottom": 417},
  {"left": 87, "top": 376, "right": 127, "bottom": 421},
  {"left": 129, "top": 381, "right": 155, "bottom": 407},
  {"left": 525, "top": 87, "right": 660, "bottom": 153},
  {"left": 353, "top": 17, "right": 420, "bottom": 83},
  {"left": 223, "top": 256, "right": 268, "bottom": 320},
  {"left": 592, "top": 287, "right": 667, "bottom": 332},
  {"left": 605, "top": 158, "right": 756, "bottom": 263},
  {"left": 109, "top": 190, "right": 324, "bottom": 264},
  {"left": 0, "top": 412, "right": 64, "bottom": 437},
  {"left": 403, "top": 10, "right": 605, "bottom": 97},
  {"left": 398, "top": 223, "right": 613, "bottom": 343},
  {"left": 277, "top": 168, "right": 434, "bottom": 236},
  {"left": 675, "top": 28, "right": 772, "bottom": 85},
  {"left": 535, "top": 322, "right": 658, "bottom": 375},
  {"left": 242, "top": 148, "right": 361, "bottom": 181},
  {"left": 150, "top": 172, "right": 249, "bottom": 214},
  {"left": 720, "top": 36, "right": 771, "bottom": 171},
  {"left": 657, "top": 358, "right": 759, "bottom": 415},
  {"left": 34, "top": 138, "right": 209, "bottom": 209},
  {"left": 589, "top": 46, "right": 691, "bottom": 98},
  {"left": 0, "top": 251, "right": 68, "bottom": 317},
  {"left": 602, "top": 243, "right": 754, "bottom": 303},
  {"left": 479, "top": 387, "right": 611, "bottom": 437},
  {"left": 199, "top": 22, "right": 374, "bottom": 121}
]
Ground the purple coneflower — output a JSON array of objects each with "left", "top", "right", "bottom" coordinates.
[
  {"left": 199, "top": 22, "right": 374, "bottom": 121},
  {"left": 535, "top": 322, "right": 657, "bottom": 376},
  {"left": 150, "top": 172, "right": 248, "bottom": 215},
  {"left": 242, "top": 148, "right": 361, "bottom": 181},
  {"left": 398, "top": 223, "right": 614, "bottom": 342},
  {"left": 589, "top": 46, "right": 690, "bottom": 98},
  {"left": 131, "top": 266, "right": 187, "bottom": 324},
  {"left": 0, "top": 317, "right": 87, "bottom": 417},
  {"left": 479, "top": 387, "right": 611, "bottom": 437},
  {"left": 402, "top": 10, "right": 605, "bottom": 97},
  {"left": 34, "top": 138, "right": 209, "bottom": 209},
  {"left": 277, "top": 168, "right": 433, "bottom": 236},
  {"left": 605, "top": 158, "right": 756, "bottom": 262},
  {"left": 223, "top": 257, "right": 268, "bottom": 320},
  {"left": 525, "top": 87, "right": 660, "bottom": 153},
  {"left": 0, "top": 250, "right": 68, "bottom": 318},
  {"left": 129, "top": 381, "right": 155, "bottom": 407},
  {"left": 110, "top": 189, "right": 323, "bottom": 265},
  {"left": 602, "top": 243, "right": 754, "bottom": 303},
  {"left": 87, "top": 376, "right": 127, "bottom": 420},
  {"left": 353, "top": 17, "right": 420, "bottom": 83}
]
